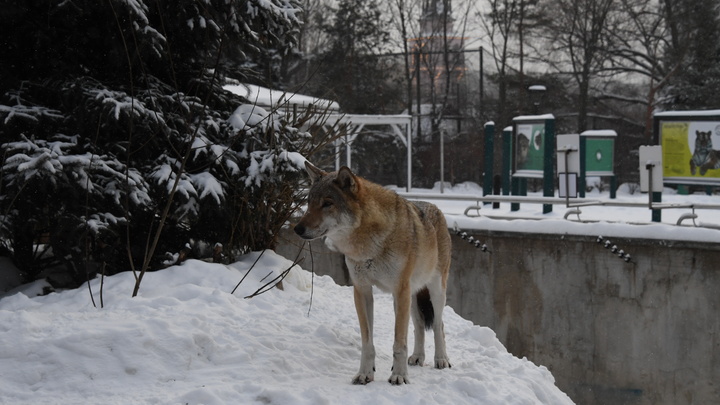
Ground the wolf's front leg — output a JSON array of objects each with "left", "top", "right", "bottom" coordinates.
[
  {"left": 389, "top": 283, "right": 411, "bottom": 384},
  {"left": 352, "top": 284, "right": 375, "bottom": 384}
]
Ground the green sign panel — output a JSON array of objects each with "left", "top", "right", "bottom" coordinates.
[
  {"left": 584, "top": 138, "right": 614, "bottom": 174},
  {"left": 515, "top": 122, "right": 546, "bottom": 175}
]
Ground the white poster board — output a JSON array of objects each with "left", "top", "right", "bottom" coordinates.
[
  {"left": 557, "top": 134, "right": 580, "bottom": 198},
  {"left": 639, "top": 145, "right": 663, "bottom": 193}
]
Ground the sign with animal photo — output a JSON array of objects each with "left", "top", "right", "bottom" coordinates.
[
  {"left": 514, "top": 122, "right": 546, "bottom": 177},
  {"left": 655, "top": 111, "right": 720, "bottom": 185}
]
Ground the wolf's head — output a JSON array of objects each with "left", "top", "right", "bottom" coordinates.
[{"left": 294, "top": 161, "right": 360, "bottom": 240}]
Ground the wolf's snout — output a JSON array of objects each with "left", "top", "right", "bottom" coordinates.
[{"left": 294, "top": 223, "right": 306, "bottom": 237}]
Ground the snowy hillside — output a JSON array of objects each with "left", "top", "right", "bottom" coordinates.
[{"left": 0, "top": 251, "right": 573, "bottom": 404}]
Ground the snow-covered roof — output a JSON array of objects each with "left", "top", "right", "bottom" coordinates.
[
  {"left": 324, "top": 114, "right": 411, "bottom": 126},
  {"left": 513, "top": 114, "right": 555, "bottom": 121},
  {"left": 581, "top": 129, "right": 617, "bottom": 137},
  {"left": 224, "top": 83, "right": 340, "bottom": 112}
]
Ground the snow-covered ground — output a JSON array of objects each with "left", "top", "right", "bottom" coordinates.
[
  {"left": 3, "top": 181, "right": 719, "bottom": 404},
  {"left": 0, "top": 251, "right": 573, "bottom": 405}
]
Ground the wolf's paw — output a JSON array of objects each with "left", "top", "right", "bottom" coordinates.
[
  {"left": 388, "top": 372, "right": 410, "bottom": 385},
  {"left": 352, "top": 372, "right": 374, "bottom": 385},
  {"left": 408, "top": 353, "right": 425, "bottom": 366},
  {"left": 434, "top": 357, "right": 451, "bottom": 369}
]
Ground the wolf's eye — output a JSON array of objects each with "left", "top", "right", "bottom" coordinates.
[{"left": 322, "top": 199, "right": 334, "bottom": 208}]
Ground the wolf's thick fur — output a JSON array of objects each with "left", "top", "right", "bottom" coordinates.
[{"left": 294, "top": 162, "right": 452, "bottom": 385}]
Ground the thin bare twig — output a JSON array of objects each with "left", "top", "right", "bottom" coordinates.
[
  {"left": 244, "top": 257, "right": 305, "bottom": 299},
  {"left": 306, "top": 242, "right": 315, "bottom": 317},
  {"left": 231, "top": 249, "right": 267, "bottom": 295},
  {"left": 243, "top": 242, "right": 305, "bottom": 299}
]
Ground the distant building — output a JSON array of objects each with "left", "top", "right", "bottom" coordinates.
[{"left": 408, "top": 0, "right": 468, "bottom": 110}]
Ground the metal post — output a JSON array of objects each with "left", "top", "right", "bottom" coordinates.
[
  {"left": 345, "top": 133, "right": 351, "bottom": 169},
  {"left": 483, "top": 122, "right": 494, "bottom": 204},
  {"left": 335, "top": 140, "right": 341, "bottom": 171},
  {"left": 543, "top": 118, "right": 555, "bottom": 214},
  {"left": 511, "top": 177, "right": 520, "bottom": 212},
  {"left": 579, "top": 135, "right": 586, "bottom": 198},
  {"left": 646, "top": 162, "right": 662, "bottom": 222},
  {"left": 564, "top": 149, "right": 571, "bottom": 207},
  {"left": 502, "top": 127, "right": 512, "bottom": 196},
  {"left": 407, "top": 119, "right": 412, "bottom": 192},
  {"left": 479, "top": 47, "right": 484, "bottom": 119},
  {"left": 652, "top": 192, "right": 662, "bottom": 222},
  {"left": 440, "top": 129, "right": 445, "bottom": 193},
  {"left": 415, "top": 51, "right": 422, "bottom": 142}
]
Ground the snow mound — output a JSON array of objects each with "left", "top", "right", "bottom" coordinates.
[{"left": 0, "top": 251, "right": 573, "bottom": 404}]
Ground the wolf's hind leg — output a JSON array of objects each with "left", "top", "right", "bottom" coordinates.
[
  {"left": 408, "top": 289, "right": 426, "bottom": 366},
  {"left": 428, "top": 277, "right": 451, "bottom": 369}
]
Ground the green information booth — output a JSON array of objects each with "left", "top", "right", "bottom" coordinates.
[{"left": 510, "top": 114, "right": 555, "bottom": 213}]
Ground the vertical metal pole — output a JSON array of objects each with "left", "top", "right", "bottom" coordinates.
[
  {"left": 407, "top": 119, "right": 412, "bottom": 192},
  {"left": 564, "top": 150, "right": 570, "bottom": 207},
  {"left": 543, "top": 118, "right": 555, "bottom": 214},
  {"left": 440, "top": 129, "right": 445, "bottom": 193},
  {"left": 345, "top": 133, "right": 351, "bottom": 169},
  {"left": 647, "top": 163, "right": 654, "bottom": 210},
  {"left": 652, "top": 191, "right": 662, "bottom": 222},
  {"left": 479, "top": 48, "right": 484, "bottom": 119},
  {"left": 483, "top": 122, "right": 494, "bottom": 204},
  {"left": 502, "top": 127, "right": 512, "bottom": 195},
  {"left": 415, "top": 51, "right": 422, "bottom": 142},
  {"left": 646, "top": 162, "right": 662, "bottom": 222},
  {"left": 579, "top": 135, "right": 587, "bottom": 198},
  {"left": 335, "top": 140, "right": 341, "bottom": 171}
]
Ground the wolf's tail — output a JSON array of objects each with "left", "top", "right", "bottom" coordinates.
[{"left": 416, "top": 287, "right": 435, "bottom": 330}]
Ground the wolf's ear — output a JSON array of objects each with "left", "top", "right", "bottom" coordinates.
[
  {"left": 336, "top": 166, "right": 358, "bottom": 193},
  {"left": 304, "top": 161, "right": 326, "bottom": 184}
]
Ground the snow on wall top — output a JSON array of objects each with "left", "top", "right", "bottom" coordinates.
[{"left": 654, "top": 110, "right": 720, "bottom": 117}]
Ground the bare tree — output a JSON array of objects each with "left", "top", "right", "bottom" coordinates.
[
  {"left": 538, "top": 0, "right": 618, "bottom": 132},
  {"left": 596, "top": 0, "right": 681, "bottom": 137},
  {"left": 481, "top": 0, "right": 519, "bottom": 128},
  {"left": 391, "top": 0, "right": 421, "bottom": 115}
]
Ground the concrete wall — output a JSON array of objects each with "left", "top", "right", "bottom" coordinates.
[{"left": 275, "top": 228, "right": 720, "bottom": 405}]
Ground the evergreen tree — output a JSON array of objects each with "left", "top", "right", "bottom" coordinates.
[
  {"left": 316, "top": 0, "right": 403, "bottom": 113},
  {"left": 661, "top": 0, "right": 720, "bottom": 110},
  {"left": 0, "top": 1, "right": 312, "bottom": 289}
]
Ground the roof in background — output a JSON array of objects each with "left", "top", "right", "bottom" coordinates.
[{"left": 223, "top": 82, "right": 340, "bottom": 112}]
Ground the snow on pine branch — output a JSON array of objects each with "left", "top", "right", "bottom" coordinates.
[
  {"left": 1, "top": 135, "right": 151, "bottom": 207},
  {"left": 0, "top": 104, "right": 64, "bottom": 125},
  {"left": 89, "top": 87, "right": 164, "bottom": 125},
  {"left": 244, "top": 149, "right": 305, "bottom": 188}
]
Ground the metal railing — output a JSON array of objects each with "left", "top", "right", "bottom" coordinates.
[{"left": 396, "top": 192, "right": 720, "bottom": 229}]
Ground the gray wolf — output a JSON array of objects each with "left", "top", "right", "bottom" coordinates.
[{"left": 294, "top": 162, "right": 452, "bottom": 385}]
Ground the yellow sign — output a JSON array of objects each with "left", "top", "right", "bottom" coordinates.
[{"left": 660, "top": 121, "right": 720, "bottom": 181}]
